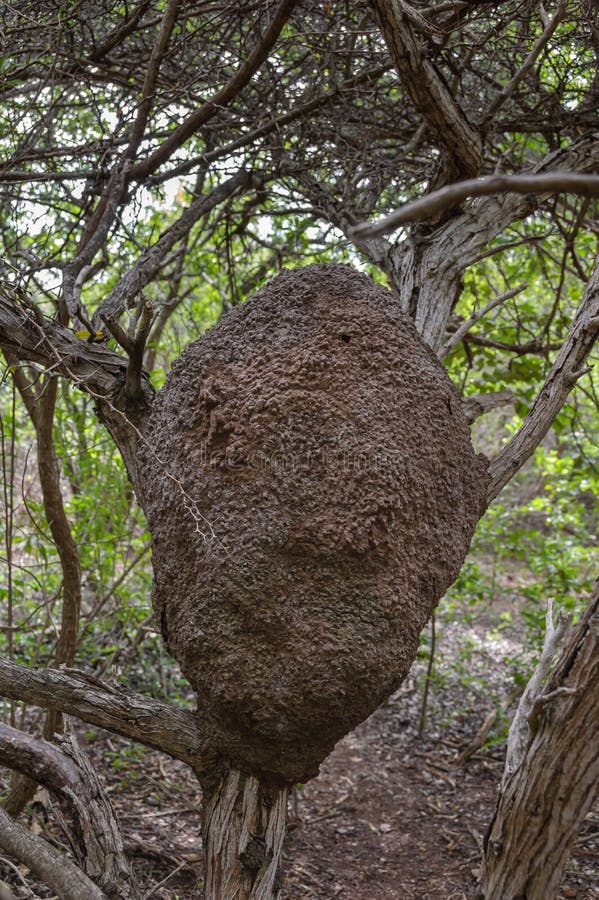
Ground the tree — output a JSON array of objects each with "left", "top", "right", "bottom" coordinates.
[{"left": 0, "top": 1, "right": 598, "bottom": 897}]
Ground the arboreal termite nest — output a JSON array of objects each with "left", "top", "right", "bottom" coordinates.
[{"left": 139, "top": 264, "right": 488, "bottom": 783}]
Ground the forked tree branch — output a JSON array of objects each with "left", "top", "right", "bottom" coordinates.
[
  {"left": 95, "top": 169, "right": 252, "bottom": 323},
  {"left": 0, "top": 659, "right": 205, "bottom": 773},
  {"left": 130, "top": 0, "right": 299, "bottom": 181},
  {"left": 487, "top": 254, "right": 599, "bottom": 502}
]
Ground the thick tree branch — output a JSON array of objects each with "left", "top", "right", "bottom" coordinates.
[
  {"left": 388, "top": 135, "right": 599, "bottom": 348},
  {"left": 352, "top": 173, "right": 599, "bottom": 239},
  {"left": 501, "top": 598, "right": 571, "bottom": 788},
  {"left": 0, "top": 724, "right": 138, "bottom": 900},
  {"left": 460, "top": 390, "right": 514, "bottom": 424},
  {"left": 0, "top": 659, "right": 205, "bottom": 773},
  {"left": 487, "top": 254, "right": 599, "bottom": 502},
  {"left": 367, "top": 0, "right": 482, "bottom": 180},
  {"left": 482, "top": 581, "right": 599, "bottom": 899},
  {"left": 0, "top": 286, "right": 130, "bottom": 396}
]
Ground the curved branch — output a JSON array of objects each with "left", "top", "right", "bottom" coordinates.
[
  {"left": 0, "top": 724, "right": 138, "bottom": 900},
  {"left": 384, "top": 135, "right": 599, "bottom": 348},
  {"left": 352, "top": 172, "right": 599, "bottom": 239},
  {"left": 0, "top": 659, "right": 205, "bottom": 773},
  {"left": 0, "top": 806, "right": 107, "bottom": 900}
]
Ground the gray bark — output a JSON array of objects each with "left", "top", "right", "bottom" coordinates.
[
  {"left": 0, "top": 659, "right": 204, "bottom": 771},
  {"left": 0, "top": 723, "right": 139, "bottom": 899},
  {"left": 0, "top": 806, "right": 108, "bottom": 900},
  {"left": 481, "top": 581, "right": 599, "bottom": 899}
]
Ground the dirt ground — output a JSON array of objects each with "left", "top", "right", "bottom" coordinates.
[
  {"left": 82, "top": 678, "right": 598, "bottom": 900},
  {"left": 1, "top": 628, "right": 598, "bottom": 899}
]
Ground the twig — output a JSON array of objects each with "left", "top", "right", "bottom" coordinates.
[
  {"left": 142, "top": 860, "right": 189, "bottom": 899},
  {"left": 482, "top": 0, "right": 567, "bottom": 125},
  {"left": 439, "top": 283, "right": 527, "bottom": 358},
  {"left": 487, "top": 253, "right": 599, "bottom": 502}
]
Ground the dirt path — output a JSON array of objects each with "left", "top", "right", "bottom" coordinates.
[{"left": 99, "top": 683, "right": 598, "bottom": 899}]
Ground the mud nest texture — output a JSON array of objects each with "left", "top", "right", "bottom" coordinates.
[{"left": 139, "top": 264, "right": 489, "bottom": 783}]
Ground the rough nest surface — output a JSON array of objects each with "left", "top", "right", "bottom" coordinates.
[{"left": 139, "top": 264, "right": 489, "bottom": 783}]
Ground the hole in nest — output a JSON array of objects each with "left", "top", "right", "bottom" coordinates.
[{"left": 341, "top": 334, "right": 351, "bottom": 343}]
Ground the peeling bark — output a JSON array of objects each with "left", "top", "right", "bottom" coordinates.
[
  {"left": 201, "top": 768, "right": 289, "bottom": 900},
  {"left": 0, "top": 723, "right": 139, "bottom": 899},
  {"left": 481, "top": 582, "right": 599, "bottom": 899}
]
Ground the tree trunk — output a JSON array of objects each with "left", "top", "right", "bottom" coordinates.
[
  {"left": 481, "top": 582, "right": 599, "bottom": 899},
  {"left": 201, "top": 768, "right": 289, "bottom": 899}
]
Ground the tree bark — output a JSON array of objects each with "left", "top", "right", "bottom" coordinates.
[
  {"left": 0, "top": 659, "right": 204, "bottom": 769},
  {"left": 0, "top": 806, "right": 108, "bottom": 900},
  {"left": 481, "top": 581, "right": 599, "bottom": 899},
  {"left": 201, "top": 768, "right": 289, "bottom": 900},
  {"left": 0, "top": 722, "right": 139, "bottom": 899}
]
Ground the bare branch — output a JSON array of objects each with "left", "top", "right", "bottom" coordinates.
[
  {"left": 130, "top": 0, "right": 299, "bottom": 181},
  {"left": 487, "top": 254, "right": 599, "bottom": 502},
  {"left": 367, "top": 0, "right": 482, "bottom": 180},
  {"left": 148, "top": 63, "right": 391, "bottom": 186},
  {"left": 502, "top": 597, "right": 571, "bottom": 788},
  {"left": 95, "top": 169, "right": 251, "bottom": 324},
  {"left": 125, "top": 0, "right": 180, "bottom": 161},
  {"left": 0, "top": 659, "right": 205, "bottom": 773},
  {"left": 352, "top": 172, "right": 599, "bottom": 239},
  {"left": 439, "top": 283, "right": 528, "bottom": 358},
  {"left": 461, "top": 390, "right": 514, "bottom": 424},
  {"left": 0, "top": 806, "right": 107, "bottom": 900}
]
